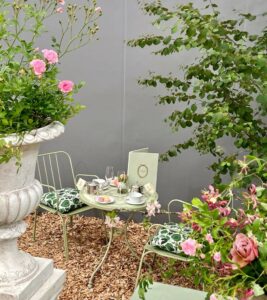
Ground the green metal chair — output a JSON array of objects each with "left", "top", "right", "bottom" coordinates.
[
  {"left": 135, "top": 199, "right": 193, "bottom": 287},
  {"left": 33, "top": 150, "right": 98, "bottom": 260}
]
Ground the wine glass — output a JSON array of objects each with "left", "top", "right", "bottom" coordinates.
[{"left": 105, "top": 166, "right": 114, "bottom": 185}]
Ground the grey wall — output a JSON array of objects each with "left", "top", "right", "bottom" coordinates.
[{"left": 40, "top": 0, "right": 266, "bottom": 209}]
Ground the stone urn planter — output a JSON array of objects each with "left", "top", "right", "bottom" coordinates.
[{"left": 0, "top": 121, "right": 65, "bottom": 299}]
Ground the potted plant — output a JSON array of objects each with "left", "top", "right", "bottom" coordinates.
[
  {"left": 0, "top": 0, "right": 101, "bottom": 291},
  {"left": 177, "top": 156, "right": 267, "bottom": 299}
]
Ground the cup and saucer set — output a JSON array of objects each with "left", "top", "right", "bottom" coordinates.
[{"left": 125, "top": 191, "right": 145, "bottom": 205}]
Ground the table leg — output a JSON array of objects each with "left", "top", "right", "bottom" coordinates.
[
  {"left": 101, "top": 211, "right": 108, "bottom": 244},
  {"left": 88, "top": 228, "right": 114, "bottom": 289},
  {"left": 124, "top": 213, "right": 141, "bottom": 261}
]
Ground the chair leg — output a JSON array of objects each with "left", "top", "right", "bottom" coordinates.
[
  {"left": 69, "top": 215, "right": 73, "bottom": 226},
  {"left": 61, "top": 216, "right": 69, "bottom": 260},
  {"left": 151, "top": 253, "right": 157, "bottom": 267},
  {"left": 33, "top": 210, "right": 38, "bottom": 242},
  {"left": 135, "top": 249, "right": 150, "bottom": 288}
]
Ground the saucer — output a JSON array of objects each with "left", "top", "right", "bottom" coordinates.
[{"left": 126, "top": 197, "right": 145, "bottom": 205}]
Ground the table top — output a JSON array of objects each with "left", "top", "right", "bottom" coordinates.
[{"left": 79, "top": 187, "right": 155, "bottom": 212}]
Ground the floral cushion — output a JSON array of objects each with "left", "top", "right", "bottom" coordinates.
[
  {"left": 40, "top": 188, "right": 84, "bottom": 214},
  {"left": 150, "top": 223, "right": 192, "bottom": 254}
]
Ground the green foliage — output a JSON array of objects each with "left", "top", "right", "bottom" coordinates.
[
  {"left": 0, "top": 0, "right": 101, "bottom": 163},
  {"left": 129, "top": 0, "right": 267, "bottom": 182},
  {"left": 138, "top": 274, "right": 153, "bottom": 300}
]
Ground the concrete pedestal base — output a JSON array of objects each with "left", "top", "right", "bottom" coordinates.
[{"left": 0, "top": 257, "right": 66, "bottom": 300}]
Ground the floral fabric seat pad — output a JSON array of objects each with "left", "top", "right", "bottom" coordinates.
[
  {"left": 40, "top": 188, "right": 84, "bottom": 214},
  {"left": 150, "top": 223, "right": 192, "bottom": 254}
]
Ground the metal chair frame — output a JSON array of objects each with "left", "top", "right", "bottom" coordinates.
[
  {"left": 135, "top": 199, "right": 193, "bottom": 287},
  {"left": 33, "top": 150, "right": 98, "bottom": 260}
]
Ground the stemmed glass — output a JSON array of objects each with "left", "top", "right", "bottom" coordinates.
[
  {"left": 117, "top": 170, "right": 126, "bottom": 194},
  {"left": 105, "top": 166, "right": 114, "bottom": 186}
]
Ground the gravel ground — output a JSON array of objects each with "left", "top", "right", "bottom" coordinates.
[{"left": 19, "top": 213, "right": 197, "bottom": 300}]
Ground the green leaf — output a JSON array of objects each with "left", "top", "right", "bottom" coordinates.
[
  {"left": 191, "top": 197, "right": 203, "bottom": 208},
  {"left": 171, "top": 24, "right": 178, "bottom": 34}
]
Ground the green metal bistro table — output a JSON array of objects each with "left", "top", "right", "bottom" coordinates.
[{"left": 80, "top": 187, "right": 156, "bottom": 289}]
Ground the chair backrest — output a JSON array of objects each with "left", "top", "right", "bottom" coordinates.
[
  {"left": 36, "top": 151, "right": 76, "bottom": 191},
  {"left": 167, "top": 199, "right": 188, "bottom": 223}
]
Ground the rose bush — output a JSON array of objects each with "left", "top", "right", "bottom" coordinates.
[
  {"left": 177, "top": 156, "right": 267, "bottom": 299},
  {"left": 0, "top": 0, "right": 102, "bottom": 164}
]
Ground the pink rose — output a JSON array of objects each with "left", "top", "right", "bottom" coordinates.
[
  {"left": 218, "top": 206, "right": 231, "bottom": 217},
  {"left": 230, "top": 233, "right": 258, "bottom": 268},
  {"left": 192, "top": 222, "right": 201, "bottom": 232},
  {"left": 181, "top": 238, "right": 198, "bottom": 256},
  {"left": 240, "top": 289, "right": 254, "bottom": 300},
  {"left": 226, "top": 218, "right": 239, "bottom": 229},
  {"left": 216, "top": 262, "right": 236, "bottom": 276},
  {"left": 213, "top": 252, "right": 221, "bottom": 262},
  {"left": 30, "top": 59, "right": 46, "bottom": 76},
  {"left": 42, "top": 49, "right": 58, "bottom": 64},
  {"left": 58, "top": 80, "right": 74, "bottom": 93},
  {"left": 205, "top": 233, "right": 214, "bottom": 244},
  {"left": 57, "top": 0, "right": 65, "bottom": 4},
  {"left": 200, "top": 253, "right": 206, "bottom": 259},
  {"left": 210, "top": 294, "right": 218, "bottom": 300},
  {"left": 56, "top": 7, "right": 64, "bottom": 13}
]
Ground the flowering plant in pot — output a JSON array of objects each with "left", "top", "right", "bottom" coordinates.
[
  {"left": 0, "top": 0, "right": 102, "bottom": 292},
  {"left": 0, "top": 0, "right": 102, "bottom": 163},
  {"left": 178, "top": 156, "right": 267, "bottom": 299}
]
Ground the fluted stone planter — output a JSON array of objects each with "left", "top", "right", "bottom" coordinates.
[{"left": 0, "top": 122, "right": 66, "bottom": 299}]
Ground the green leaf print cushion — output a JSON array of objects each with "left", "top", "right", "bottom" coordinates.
[
  {"left": 41, "top": 188, "right": 84, "bottom": 214},
  {"left": 150, "top": 223, "right": 192, "bottom": 254}
]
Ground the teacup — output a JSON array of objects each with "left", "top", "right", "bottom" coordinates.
[{"left": 128, "top": 191, "right": 143, "bottom": 204}]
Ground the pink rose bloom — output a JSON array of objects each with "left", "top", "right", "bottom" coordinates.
[
  {"left": 230, "top": 233, "right": 258, "bottom": 268},
  {"left": 213, "top": 252, "right": 221, "bottom": 262},
  {"left": 226, "top": 218, "right": 239, "bottom": 229},
  {"left": 210, "top": 294, "right": 218, "bottom": 300},
  {"left": 200, "top": 253, "right": 206, "bottom": 259},
  {"left": 57, "top": 0, "right": 65, "bottom": 4},
  {"left": 205, "top": 233, "right": 214, "bottom": 244},
  {"left": 178, "top": 210, "right": 192, "bottom": 222},
  {"left": 42, "top": 49, "right": 59, "bottom": 64},
  {"left": 218, "top": 206, "right": 231, "bottom": 217},
  {"left": 192, "top": 222, "right": 201, "bottom": 232},
  {"left": 240, "top": 289, "right": 254, "bottom": 300},
  {"left": 30, "top": 59, "right": 46, "bottom": 76},
  {"left": 56, "top": 7, "right": 64, "bottom": 13},
  {"left": 181, "top": 238, "right": 198, "bottom": 256},
  {"left": 58, "top": 80, "right": 74, "bottom": 93},
  {"left": 249, "top": 184, "right": 257, "bottom": 195},
  {"left": 216, "top": 262, "right": 236, "bottom": 277}
]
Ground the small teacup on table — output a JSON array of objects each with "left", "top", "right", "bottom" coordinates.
[{"left": 128, "top": 192, "right": 143, "bottom": 204}]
